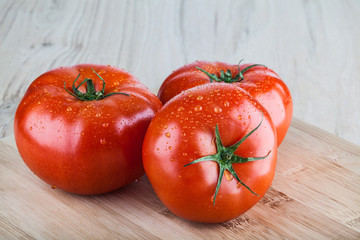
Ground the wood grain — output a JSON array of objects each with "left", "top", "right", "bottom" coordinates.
[
  {"left": 1, "top": 119, "right": 359, "bottom": 239},
  {"left": 0, "top": 0, "right": 360, "bottom": 146}
]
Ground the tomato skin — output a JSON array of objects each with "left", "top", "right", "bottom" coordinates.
[
  {"left": 143, "top": 83, "right": 277, "bottom": 223},
  {"left": 158, "top": 61, "right": 292, "bottom": 145},
  {"left": 14, "top": 64, "right": 162, "bottom": 195}
]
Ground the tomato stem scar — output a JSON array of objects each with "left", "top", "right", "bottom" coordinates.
[
  {"left": 64, "top": 68, "right": 130, "bottom": 101},
  {"left": 184, "top": 111, "right": 271, "bottom": 206}
]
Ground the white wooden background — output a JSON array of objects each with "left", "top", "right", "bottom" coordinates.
[{"left": 0, "top": 0, "right": 359, "bottom": 146}]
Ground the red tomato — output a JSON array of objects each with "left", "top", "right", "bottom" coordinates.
[
  {"left": 158, "top": 61, "right": 292, "bottom": 145},
  {"left": 14, "top": 64, "right": 162, "bottom": 195},
  {"left": 143, "top": 83, "right": 277, "bottom": 223}
]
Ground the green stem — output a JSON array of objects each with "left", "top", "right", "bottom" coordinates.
[
  {"left": 64, "top": 68, "right": 130, "bottom": 101},
  {"left": 196, "top": 61, "right": 266, "bottom": 83},
  {"left": 184, "top": 111, "right": 271, "bottom": 206}
]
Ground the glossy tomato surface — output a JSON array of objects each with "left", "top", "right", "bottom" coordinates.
[
  {"left": 143, "top": 83, "right": 277, "bottom": 223},
  {"left": 158, "top": 61, "right": 292, "bottom": 145},
  {"left": 14, "top": 64, "right": 162, "bottom": 195}
]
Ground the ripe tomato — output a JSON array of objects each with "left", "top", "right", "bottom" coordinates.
[
  {"left": 158, "top": 61, "right": 292, "bottom": 146},
  {"left": 14, "top": 64, "right": 162, "bottom": 195},
  {"left": 143, "top": 83, "right": 277, "bottom": 223}
]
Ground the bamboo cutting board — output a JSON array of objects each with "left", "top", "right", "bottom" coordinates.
[{"left": 1, "top": 119, "right": 360, "bottom": 239}]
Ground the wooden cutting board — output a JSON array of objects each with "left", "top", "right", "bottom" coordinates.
[{"left": 1, "top": 119, "right": 359, "bottom": 239}]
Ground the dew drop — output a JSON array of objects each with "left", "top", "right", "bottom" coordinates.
[
  {"left": 165, "top": 132, "right": 171, "bottom": 138},
  {"left": 170, "top": 158, "right": 175, "bottom": 162},
  {"left": 100, "top": 139, "right": 107, "bottom": 145},
  {"left": 66, "top": 106, "right": 72, "bottom": 112},
  {"left": 81, "top": 131, "right": 85, "bottom": 136},
  {"left": 194, "top": 105, "right": 202, "bottom": 112},
  {"left": 29, "top": 127, "right": 33, "bottom": 131},
  {"left": 102, "top": 123, "right": 109, "bottom": 127},
  {"left": 96, "top": 113, "right": 101, "bottom": 118},
  {"left": 177, "top": 107, "right": 185, "bottom": 112},
  {"left": 168, "top": 146, "right": 172, "bottom": 150},
  {"left": 196, "top": 95, "right": 203, "bottom": 101},
  {"left": 214, "top": 106, "right": 222, "bottom": 113},
  {"left": 224, "top": 170, "right": 233, "bottom": 181},
  {"left": 238, "top": 115, "right": 242, "bottom": 120},
  {"left": 183, "top": 132, "right": 187, "bottom": 137},
  {"left": 182, "top": 152, "right": 188, "bottom": 156},
  {"left": 223, "top": 101, "right": 230, "bottom": 107}
]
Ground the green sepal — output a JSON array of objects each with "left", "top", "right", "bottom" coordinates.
[
  {"left": 196, "top": 60, "right": 266, "bottom": 83},
  {"left": 184, "top": 111, "right": 271, "bottom": 206},
  {"left": 64, "top": 68, "right": 130, "bottom": 101}
]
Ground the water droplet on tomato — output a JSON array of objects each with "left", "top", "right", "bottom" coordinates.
[
  {"left": 165, "top": 132, "right": 171, "bottom": 138},
  {"left": 102, "top": 123, "right": 109, "bottom": 127},
  {"left": 100, "top": 139, "right": 107, "bottom": 144},
  {"left": 183, "top": 132, "right": 187, "bottom": 137},
  {"left": 214, "top": 106, "right": 222, "bottom": 113},
  {"left": 170, "top": 158, "right": 175, "bottom": 162},
  {"left": 177, "top": 107, "right": 185, "bottom": 112},
  {"left": 182, "top": 152, "right": 187, "bottom": 156},
  {"left": 29, "top": 127, "right": 33, "bottom": 131},
  {"left": 66, "top": 107, "right": 72, "bottom": 112},
  {"left": 223, "top": 101, "right": 230, "bottom": 107},
  {"left": 194, "top": 105, "right": 202, "bottom": 112},
  {"left": 168, "top": 146, "right": 172, "bottom": 150},
  {"left": 224, "top": 170, "right": 233, "bottom": 181},
  {"left": 238, "top": 115, "right": 242, "bottom": 120},
  {"left": 196, "top": 95, "right": 203, "bottom": 101},
  {"left": 96, "top": 113, "right": 101, "bottom": 117}
]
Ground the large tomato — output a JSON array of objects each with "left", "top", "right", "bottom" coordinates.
[
  {"left": 143, "top": 83, "right": 277, "bottom": 223},
  {"left": 158, "top": 61, "right": 292, "bottom": 146},
  {"left": 14, "top": 64, "right": 162, "bottom": 195}
]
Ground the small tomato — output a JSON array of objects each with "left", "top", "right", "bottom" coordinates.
[{"left": 158, "top": 61, "right": 292, "bottom": 145}]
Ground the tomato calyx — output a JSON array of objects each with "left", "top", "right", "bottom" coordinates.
[
  {"left": 195, "top": 61, "right": 265, "bottom": 83},
  {"left": 64, "top": 68, "right": 130, "bottom": 101},
  {"left": 184, "top": 112, "right": 271, "bottom": 206}
]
